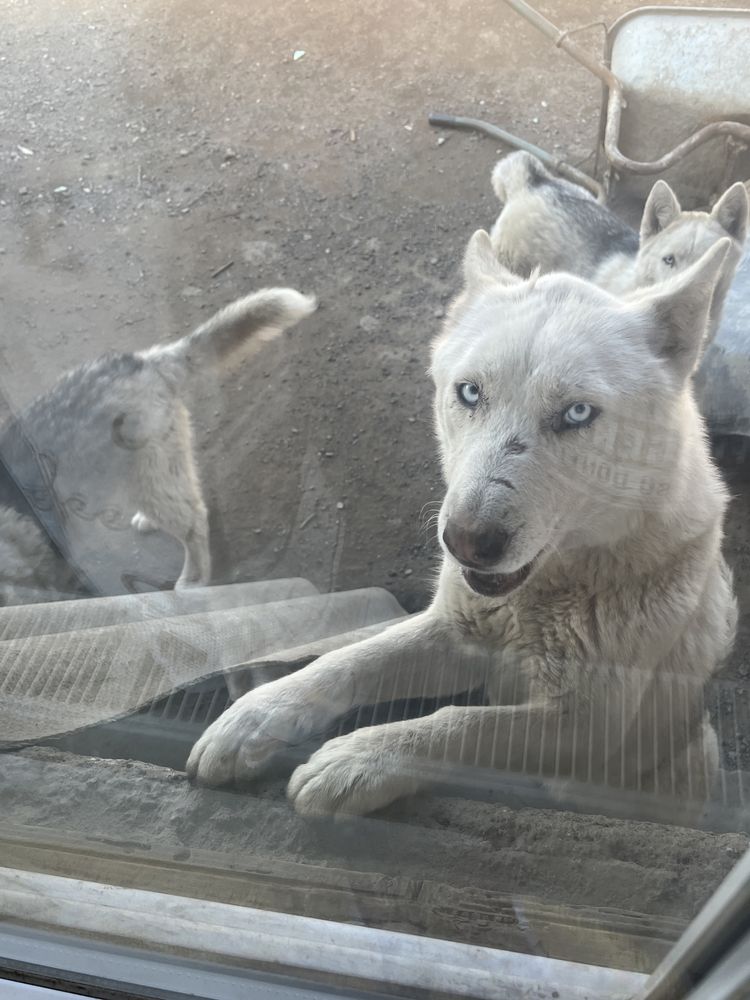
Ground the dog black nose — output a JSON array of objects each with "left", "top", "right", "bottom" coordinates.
[{"left": 442, "top": 521, "right": 510, "bottom": 568}]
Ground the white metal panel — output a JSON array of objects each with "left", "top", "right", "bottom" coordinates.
[{"left": 609, "top": 9, "right": 750, "bottom": 204}]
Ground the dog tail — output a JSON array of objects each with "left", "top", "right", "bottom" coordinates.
[
  {"left": 491, "top": 151, "right": 551, "bottom": 204},
  {"left": 145, "top": 287, "right": 317, "bottom": 374}
]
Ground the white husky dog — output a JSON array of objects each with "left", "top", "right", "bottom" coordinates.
[
  {"left": 188, "top": 231, "right": 736, "bottom": 818},
  {"left": 490, "top": 151, "right": 747, "bottom": 343}
]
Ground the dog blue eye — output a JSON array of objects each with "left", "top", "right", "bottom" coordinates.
[
  {"left": 561, "top": 402, "right": 598, "bottom": 429},
  {"left": 457, "top": 382, "right": 480, "bottom": 407},
  {"left": 662, "top": 254, "right": 676, "bottom": 267}
]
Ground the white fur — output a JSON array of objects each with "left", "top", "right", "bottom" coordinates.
[
  {"left": 489, "top": 153, "right": 748, "bottom": 347},
  {"left": 133, "top": 287, "right": 317, "bottom": 588},
  {"left": 0, "top": 508, "right": 81, "bottom": 605},
  {"left": 0, "top": 287, "right": 316, "bottom": 599},
  {"left": 187, "top": 235, "right": 735, "bottom": 819}
]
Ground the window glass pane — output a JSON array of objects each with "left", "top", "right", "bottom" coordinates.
[{"left": 1, "top": 0, "right": 748, "bottom": 991}]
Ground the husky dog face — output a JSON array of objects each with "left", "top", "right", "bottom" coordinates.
[
  {"left": 635, "top": 181, "right": 748, "bottom": 328},
  {"left": 431, "top": 231, "right": 729, "bottom": 598}
]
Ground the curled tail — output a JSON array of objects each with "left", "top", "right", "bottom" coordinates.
[
  {"left": 145, "top": 287, "right": 317, "bottom": 374},
  {"left": 491, "top": 151, "right": 552, "bottom": 205}
]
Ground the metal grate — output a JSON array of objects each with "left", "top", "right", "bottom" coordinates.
[{"left": 40, "top": 668, "right": 750, "bottom": 832}]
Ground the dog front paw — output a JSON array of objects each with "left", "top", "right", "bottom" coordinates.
[
  {"left": 186, "top": 693, "right": 305, "bottom": 787},
  {"left": 287, "top": 729, "right": 423, "bottom": 817}
]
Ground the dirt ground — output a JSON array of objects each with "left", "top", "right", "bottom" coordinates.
[
  {"left": 3, "top": 747, "right": 747, "bottom": 974},
  {"left": 1, "top": 0, "right": 745, "bottom": 607}
]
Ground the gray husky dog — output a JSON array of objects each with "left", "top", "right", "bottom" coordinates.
[
  {"left": 188, "top": 232, "right": 735, "bottom": 819},
  {"left": 0, "top": 287, "right": 315, "bottom": 604},
  {"left": 490, "top": 151, "right": 748, "bottom": 342}
]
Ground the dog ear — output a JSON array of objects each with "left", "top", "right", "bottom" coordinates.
[
  {"left": 633, "top": 238, "right": 730, "bottom": 380},
  {"left": 711, "top": 181, "right": 749, "bottom": 243},
  {"left": 640, "top": 180, "right": 681, "bottom": 241},
  {"left": 463, "top": 230, "right": 520, "bottom": 289}
]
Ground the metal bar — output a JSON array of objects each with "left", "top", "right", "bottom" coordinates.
[
  {"left": 501, "top": 0, "right": 621, "bottom": 91},
  {"left": 683, "top": 930, "right": 750, "bottom": 1000},
  {"left": 500, "top": 0, "right": 750, "bottom": 176},
  {"left": 604, "top": 107, "right": 750, "bottom": 176},
  {"left": 427, "top": 113, "right": 605, "bottom": 199},
  {"left": 0, "top": 926, "right": 377, "bottom": 1000},
  {"left": 0, "top": 868, "right": 647, "bottom": 1000},
  {"left": 637, "top": 849, "right": 750, "bottom": 999}
]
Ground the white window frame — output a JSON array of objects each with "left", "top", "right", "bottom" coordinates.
[{"left": 0, "top": 849, "right": 747, "bottom": 999}]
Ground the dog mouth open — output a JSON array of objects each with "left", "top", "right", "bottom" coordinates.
[{"left": 461, "top": 559, "right": 536, "bottom": 597}]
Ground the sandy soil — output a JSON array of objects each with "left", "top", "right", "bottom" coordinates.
[{"left": 3, "top": 747, "right": 748, "bottom": 972}]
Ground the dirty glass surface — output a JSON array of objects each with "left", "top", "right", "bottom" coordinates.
[{"left": 0, "top": 0, "right": 748, "bottom": 993}]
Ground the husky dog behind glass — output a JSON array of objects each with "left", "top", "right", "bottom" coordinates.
[
  {"left": 188, "top": 232, "right": 736, "bottom": 819},
  {"left": 0, "top": 287, "right": 315, "bottom": 604},
  {"left": 490, "top": 151, "right": 748, "bottom": 342}
]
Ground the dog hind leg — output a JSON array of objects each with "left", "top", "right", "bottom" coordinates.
[{"left": 134, "top": 401, "right": 211, "bottom": 589}]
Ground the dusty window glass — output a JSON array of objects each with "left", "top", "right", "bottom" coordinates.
[{"left": 0, "top": 0, "right": 748, "bottom": 992}]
